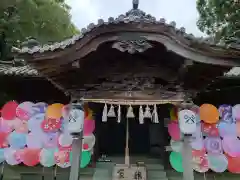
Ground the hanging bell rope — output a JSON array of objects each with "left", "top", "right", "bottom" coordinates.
[
  {"left": 139, "top": 105, "right": 144, "bottom": 124},
  {"left": 144, "top": 105, "right": 152, "bottom": 118},
  {"left": 117, "top": 104, "right": 121, "bottom": 123},
  {"left": 152, "top": 104, "right": 159, "bottom": 123},
  {"left": 107, "top": 104, "right": 116, "bottom": 117},
  {"left": 127, "top": 105, "right": 135, "bottom": 118},
  {"left": 102, "top": 103, "right": 108, "bottom": 122}
]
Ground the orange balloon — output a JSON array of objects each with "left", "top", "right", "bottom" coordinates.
[
  {"left": 46, "top": 103, "right": 64, "bottom": 119},
  {"left": 199, "top": 104, "right": 219, "bottom": 124}
]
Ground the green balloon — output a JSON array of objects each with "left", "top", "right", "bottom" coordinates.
[
  {"left": 70, "top": 151, "right": 91, "bottom": 168},
  {"left": 169, "top": 151, "right": 184, "bottom": 172}
]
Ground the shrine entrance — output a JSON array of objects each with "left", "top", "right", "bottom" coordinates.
[
  {"left": 96, "top": 105, "right": 152, "bottom": 159},
  {"left": 94, "top": 103, "right": 169, "bottom": 164},
  {"left": 128, "top": 115, "right": 150, "bottom": 155}
]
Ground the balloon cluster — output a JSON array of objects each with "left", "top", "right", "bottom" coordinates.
[
  {"left": 0, "top": 101, "right": 95, "bottom": 168},
  {"left": 168, "top": 104, "right": 240, "bottom": 174}
]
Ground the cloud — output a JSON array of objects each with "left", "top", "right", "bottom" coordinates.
[{"left": 66, "top": 0, "right": 205, "bottom": 36}]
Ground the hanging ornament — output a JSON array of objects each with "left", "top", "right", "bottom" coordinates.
[
  {"left": 107, "top": 104, "right": 116, "bottom": 117},
  {"left": 117, "top": 105, "right": 121, "bottom": 123},
  {"left": 127, "top": 105, "right": 135, "bottom": 118},
  {"left": 102, "top": 104, "right": 108, "bottom": 122},
  {"left": 152, "top": 104, "right": 159, "bottom": 123},
  {"left": 139, "top": 106, "right": 144, "bottom": 124},
  {"left": 144, "top": 105, "right": 152, "bottom": 118}
]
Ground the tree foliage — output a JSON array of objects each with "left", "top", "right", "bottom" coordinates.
[
  {"left": 197, "top": 0, "right": 240, "bottom": 42},
  {"left": 0, "top": 0, "right": 79, "bottom": 60}
]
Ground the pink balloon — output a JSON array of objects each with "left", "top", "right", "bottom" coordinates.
[
  {"left": 83, "top": 119, "right": 95, "bottom": 136},
  {"left": 222, "top": 136, "right": 240, "bottom": 157},
  {"left": 14, "top": 119, "right": 28, "bottom": 133},
  {"left": 0, "top": 119, "right": 13, "bottom": 133},
  {"left": 168, "top": 122, "right": 181, "bottom": 141},
  {"left": 16, "top": 102, "right": 35, "bottom": 120}
]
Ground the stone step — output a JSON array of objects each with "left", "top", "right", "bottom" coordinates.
[
  {"left": 93, "top": 169, "right": 111, "bottom": 180},
  {"left": 96, "top": 162, "right": 115, "bottom": 169},
  {"left": 148, "top": 171, "right": 167, "bottom": 178},
  {"left": 166, "top": 170, "right": 240, "bottom": 180},
  {"left": 147, "top": 162, "right": 168, "bottom": 180},
  {"left": 146, "top": 163, "right": 164, "bottom": 170}
]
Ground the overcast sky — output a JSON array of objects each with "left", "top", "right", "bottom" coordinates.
[{"left": 66, "top": 0, "right": 205, "bottom": 37}]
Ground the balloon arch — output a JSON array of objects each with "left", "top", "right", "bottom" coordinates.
[
  {"left": 169, "top": 104, "right": 240, "bottom": 174},
  {"left": 0, "top": 101, "right": 95, "bottom": 168}
]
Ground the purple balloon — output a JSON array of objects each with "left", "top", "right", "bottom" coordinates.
[
  {"left": 43, "top": 132, "right": 59, "bottom": 148},
  {"left": 26, "top": 132, "right": 43, "bottom": 148},
  {"left": 204, "top": 137, "right": 222, "bottom": 154},
  {"left": 32, "top": 102, "right": 48, "bottom": 114},
  {"left": 219, "top": 105, "right": 233, "bottom": 123}
]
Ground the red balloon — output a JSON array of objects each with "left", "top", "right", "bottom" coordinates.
[
  {"left": 22, "top": 148, "right": 40, "bottom": 166},
  {"left": 41, "top": 118, "right": 61, "bottom": 132},
  {"left": 227, "top": 154, "right": 240, "bottom": 173},
  {"left": 1, "top": 101, "right": 18, "bottom": 120},
  {"left": 201, "top": 122, "right": 219, "bottom": 136},
  {"left": 83, "top": 143, "right": 89, "bottom": 150}
]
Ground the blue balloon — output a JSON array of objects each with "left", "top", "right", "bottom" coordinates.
[
  {"left": 0, "top": 149, "right": 5, "bottom": 163},
  {"left": 8, "top": 131, "right": 26, "bottom": 149}
]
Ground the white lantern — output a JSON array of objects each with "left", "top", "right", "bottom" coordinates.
[
  {"left": 67, "top": 105, "right": 84, "bottom": 134},
  {"left": 178, "top": 109, "right": 197, "bottom": 134}
]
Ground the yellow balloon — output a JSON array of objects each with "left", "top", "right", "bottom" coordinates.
[
  {"left": 170, "top": 107, "right": 178, "bottom": 121},
  {"left": 86, "top": 109, "right": 93, "bottom": 120},
  {"left": 46, "top": 103, "right": 64, "bottom": 119}
]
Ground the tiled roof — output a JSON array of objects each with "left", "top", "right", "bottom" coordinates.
[
  {"left": 224, "top": 67, "right": 240, "bottom": 77},
  {"left": 15, "top": 3, "right": 240, "bottom": 55},
  {"left": 0, "top": 64, "right": 39, "bottom": 76}
]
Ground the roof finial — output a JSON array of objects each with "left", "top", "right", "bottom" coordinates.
[{"left": 132, "top": 0, "right": 139, "bottom": 9}]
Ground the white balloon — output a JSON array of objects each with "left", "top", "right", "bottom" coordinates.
[
  {"left": 178, "top": 109, "right": 197, "bottom": 134},
  {"left": 58, "top": 133, "right": 73, "bottom": 147},
  {"left": 170, "top": 139, "right": 183, "bottom": 152},
  {"left": 83, "top": 134, "right": 96, "bottom": 151},
  {"left": 4, "top": 148, "right": 20, "bottom": 165},
  {"left": 67, "top": 108, "right": 84, "bottom": 134}
]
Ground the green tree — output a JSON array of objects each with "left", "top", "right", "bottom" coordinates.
[
  {"left": 0, "top": 0, "right": 79, "bottom": 60},
  {"left": 197, "top": 0, "right": 240, "bottom": 43}
]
